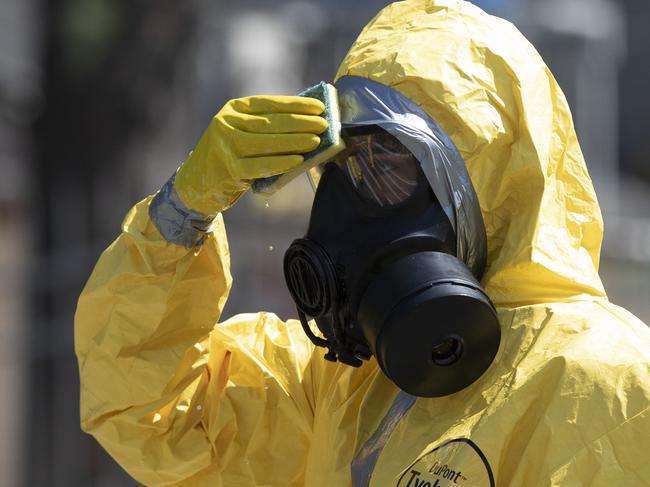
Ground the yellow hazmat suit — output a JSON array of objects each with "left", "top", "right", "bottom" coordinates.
[{"left": 75, "top": 1, "right": 650, "bottom": 485}]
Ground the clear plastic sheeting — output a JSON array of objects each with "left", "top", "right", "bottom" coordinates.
[
  {"left": 351, "top": 390, "right": 417, "bottom": 487},
  {"left": 324, "top": 75, "right": 487, "bottom": 277}
]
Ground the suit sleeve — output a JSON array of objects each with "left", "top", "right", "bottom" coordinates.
[{"left": 74, "top": 196, "right": 317, "bottom": 486}]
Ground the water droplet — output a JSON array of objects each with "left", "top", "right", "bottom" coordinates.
[
  {"left": 196, "top": 405, "right": 202, "bottom": 411},
  {"left": 268, "top": 245, "right": 274, "bottom": 252}
]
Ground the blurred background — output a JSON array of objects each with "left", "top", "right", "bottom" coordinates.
[{"left": 0, "top": 0, "right": 648, "bottom": 485}]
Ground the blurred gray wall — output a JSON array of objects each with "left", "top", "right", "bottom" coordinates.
[{"left": 0, "top": 0, "right": 39, "bottom": 485}]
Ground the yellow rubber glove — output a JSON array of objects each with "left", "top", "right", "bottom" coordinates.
[{"left": 175, "top": 95, "right": 328, "bottom": 215}]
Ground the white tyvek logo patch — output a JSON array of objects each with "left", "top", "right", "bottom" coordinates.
[{"left": 396, "top": 438, "right": 494, "bottom": 487}]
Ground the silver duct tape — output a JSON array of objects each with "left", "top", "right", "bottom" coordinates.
[
  {"left": 148, "top": 174, "right": 215, "bottom": 248},
  {"left": 334, "top": 76, "right": 487, "bottom": 277}
]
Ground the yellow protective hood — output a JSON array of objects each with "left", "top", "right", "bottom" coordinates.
[{"left": 335, "top": 0, "right": 606, "bottom": 307}]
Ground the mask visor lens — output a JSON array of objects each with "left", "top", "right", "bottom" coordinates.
[{"left": 308, "top": 130, "right": 419, "bottom": 207}]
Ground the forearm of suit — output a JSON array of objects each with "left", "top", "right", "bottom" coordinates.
[{"left": 75, "top": 197, "right": 315, "bottom": 486}]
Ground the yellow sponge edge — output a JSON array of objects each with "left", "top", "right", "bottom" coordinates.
[{"left": 251, "top": 82, "right": 345, "bottom": 196}]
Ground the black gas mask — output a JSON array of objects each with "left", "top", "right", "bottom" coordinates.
[{"left": 283, "top": 126, "right": 500, "bottom": 397}]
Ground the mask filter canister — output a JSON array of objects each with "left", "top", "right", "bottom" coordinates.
[{"left": 357, "top": 251, "right": 500, "bottom": 397}]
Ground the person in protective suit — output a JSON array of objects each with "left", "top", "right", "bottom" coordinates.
[{"left": 75, "top": 1, "right": 650, "bottom": 485}]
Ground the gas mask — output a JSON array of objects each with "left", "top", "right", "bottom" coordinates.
[{"left": 283, "top": 76, "right": 501, "bottom": 397}]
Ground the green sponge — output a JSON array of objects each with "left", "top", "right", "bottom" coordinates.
[{"left": 251, "top": 81, "right": 345, "bottom": 196}]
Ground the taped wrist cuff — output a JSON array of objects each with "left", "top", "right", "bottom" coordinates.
[{"left": 148, "top": 174, "right": 216, "bottom": 248}]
